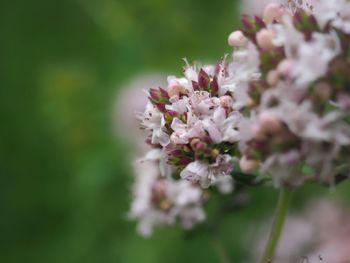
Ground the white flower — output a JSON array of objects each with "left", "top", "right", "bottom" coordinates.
[
  {"left": 181, "top": 155, "right": 234, "bottom": 188},
  {"left": 223, "top": 43, "right": 260, "bottom": 109},
  {"left": 202, "top": 107, "right": 242, "bottom": 143},
  {"left": 139, "top": 102, "right": 170, "bottom": 146},
  {"left": 292, "top": 31, "right": 341, "bottom": 87},
  {"left": 141, "top": 148, "right": 172, "bottom": 178},
  {"left": 180, "top": 161, "right": 209, "bottom": 184},
  {"left": 165, "top": 96, "right": 189, "bottom": 114},
  {"left": 188, "top": 91, "right": 220, "bottom": 116},
  {"left": 130, "top": 157, "right": 205, "bottom": 237},
  {"left": 170, "top": 113, "right": 206, "bottom": 145},
  {"left": 310, "top": 0, "right": 350, "bottom": 33}
]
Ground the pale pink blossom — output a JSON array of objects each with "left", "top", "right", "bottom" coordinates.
[
  {"left": 181, "top": 155, "right": 234, "bottom": 189},
  {"left": 139, "top": 102, "right": 170, "bottom": 146},
  {"left": 256, "top": 29, "right": 276, "bottom": 50},
  {"left": 228, "top": 30, "right": 248, "bottom": 47}
]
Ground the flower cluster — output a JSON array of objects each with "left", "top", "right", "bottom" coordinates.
[
  {"left": 129, "top": 0, "right": 350, "bottom": 236},
  {"left": 129, "top": 150, "right": 205, "bottom": 237},
  {"left": 234, "top": 0, "right": 350, "bottom": 186},
  {"left": 140, "top": 53, "right": 259, "bottom": 192}
]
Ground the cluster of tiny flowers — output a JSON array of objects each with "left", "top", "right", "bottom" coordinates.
[
  {"left": 233, "top": 0, "right": 350, "bottom": 187},
  {"left": 129, "top": 0, "right": 350, "bottom": 236},
  {"left": 129, "top": 150, "right": 205, "bottom": 237}
]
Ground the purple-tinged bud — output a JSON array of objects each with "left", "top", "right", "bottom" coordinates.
[
  {"left": 149, "top": 88, "right": 161, "bottom": 101},
  {"left": 293, "top": 7, "right": 311, "bottom": 24},
  {"left": 228, "top": 30, "right": 248, "bottom": 47},
  {"left": 259, "top": 112, "right": 283, "bottom": 133},
  {"left": 155, "top": 103, "right": 166, "bottom": 112},
  {"left": 239, "top": 155, "right": 260, "bottom": 172},
  {"left": 159, "top": 87, "right": 169, "bottom": 99},
  {"left": 241, "top": 15, "right": 254, "bottom": 31},
  {"left": 198, "top": 69, "right": 210, "bottom": 89},
  {"left": 192, "top": 80, "right": 200, "bottom": 91},
  {"left": 293, "top": 9, "right": 319, "bottom": 39},
  {"left": 210, "top": 76, "right": 219, "bottom": 96},
  {"left": 166, "top": 110, "right": 178, "bottom": 117},
  {"left": 149, "top": 87, "right": 170, "bottom": 108},
  {"left": 267, "top": 70, "right": 280, "bottom": 86},
  {"left": 168, "top": 149, "right": 183, "bottom": 157},
  {"left": 308, "top": 14, "right": 318, "bottom": 29},
  {"left": 175, "top": 156, "right": 193, "bottom": 166},
  {"left": 254, "top": 16, "right": 266, "bottom": 29},
  {"left": 256, "top": 29, "right": 275, "bottom": 50}
]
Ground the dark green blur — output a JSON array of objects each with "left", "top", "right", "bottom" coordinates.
[{"left": 1, "top": 0, "right": 349, "bottom": 262}]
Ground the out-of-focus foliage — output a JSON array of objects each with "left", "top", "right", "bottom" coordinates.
[{"left": 1, "top": 0, "right": 349, "bottom": 262}]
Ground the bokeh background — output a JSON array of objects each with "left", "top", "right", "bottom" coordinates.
[{"left": 1, "top": 0, "right": 349, "bottom": 262}]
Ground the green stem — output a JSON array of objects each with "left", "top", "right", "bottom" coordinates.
[{"left": 260, "top": 187, "right": 293, "bottom": 263}]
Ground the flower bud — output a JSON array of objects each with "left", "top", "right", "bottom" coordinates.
[
  {"left": 277, "top": 59, "right": 294, "bottom": 78},
  {"left": 263, "top": 3, "right": 289, "bottom": 24},
  {"left": 267, "top": 70, "right": 280, "bottom": 86},
  {"left": 220, "top": 95, "right": 233, "bottom": 108},
  {"left": 259, "top": 112, "right": 283, "bottom": 134},
  {"left": 190, "top": 138, "right": 201, "bottom": 150},
  {"left": 256, "top": 29, "right": 275, "bottom": 50},
  {"left": 211, "top": 149, "right": 220, "bottom": 159},
  {"left": 228, "top": 30, "right": 248, "bottom": 47},
  {"left": 239, "top": 155, "right": 260, "bottom": 172}
]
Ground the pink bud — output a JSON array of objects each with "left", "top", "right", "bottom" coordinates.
[
  {"left": 256, "top": 29, "right": 275, "bottom": 50},
  {"left": 228, "top": 30, "right": 248, "bottom": 47},
  {"left": 220, "top": 95, "right": 233, "bottom": 108},
  {"left": 267, "top": 70, "right": 279, "bottom": 86},
  {"left": 239, "top": 155, "right": 260, "bottom": 172},
  {"left": 263, "top": 3, "right": 289, "bottom": 24},
  {"left": 277, "top": 59, "right": 294, "bottom": 77},
  {"left": 259, "top": 112, "right": 283, "bottom": 133}
]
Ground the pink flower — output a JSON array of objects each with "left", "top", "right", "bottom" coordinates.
[{"left": 180, "top": 155, "right": 234, "bottom": 189}]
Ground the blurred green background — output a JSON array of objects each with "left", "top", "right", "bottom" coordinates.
[{"left": 1, "top": 0, "right": 349, "bottom": 262}]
